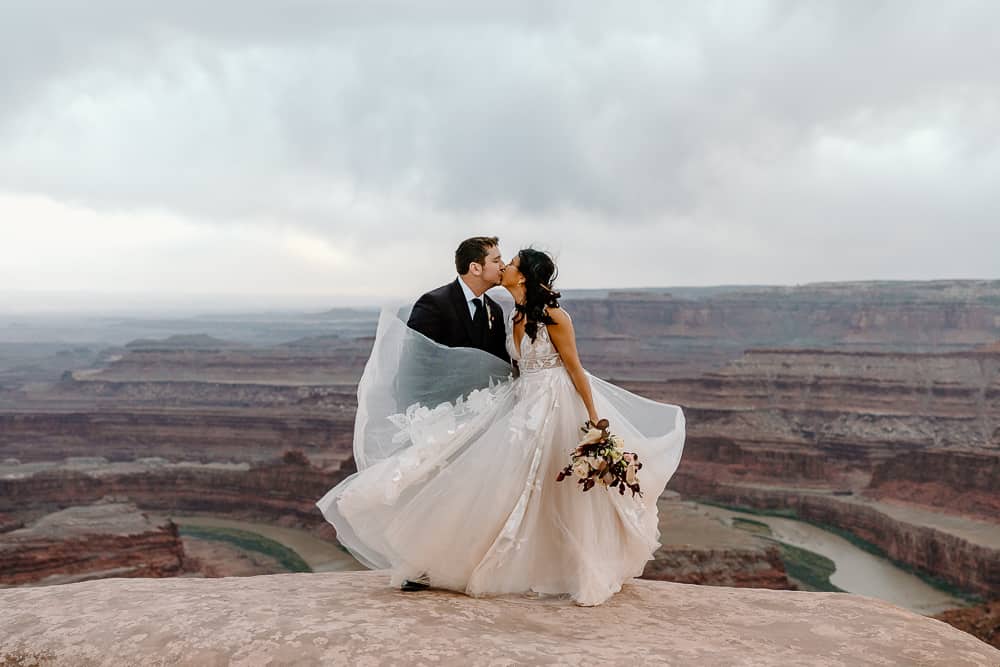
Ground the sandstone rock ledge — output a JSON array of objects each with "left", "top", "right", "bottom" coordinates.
[{"left": 1, "top": 571, "right": 997, "bottom": 667}]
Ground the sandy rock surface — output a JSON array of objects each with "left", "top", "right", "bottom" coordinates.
[{"left": 2, "top": 570, "right": 998, "bottom": 666}]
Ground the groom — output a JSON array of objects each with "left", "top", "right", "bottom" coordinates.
[
  {"left": 407, "top": 236, "right": 510, "bottom": 364},
  {"left": 399, "top": 236, "right": 508, "bottom": 593}
]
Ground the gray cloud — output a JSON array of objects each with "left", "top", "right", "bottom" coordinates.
[{"left": 1, "top": 0, "right": 999, "bottom": 297}]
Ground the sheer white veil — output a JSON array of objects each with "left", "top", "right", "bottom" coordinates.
[{"left": 352, "top": 304, "right": 514, "bottom": 471}]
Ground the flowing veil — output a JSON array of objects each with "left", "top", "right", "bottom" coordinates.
[
  {"left": 318, "top": 304, "right": 514, "bottom": 569},
  {"left": 352, "top": 304, "right": 514, "bottom": 469}
]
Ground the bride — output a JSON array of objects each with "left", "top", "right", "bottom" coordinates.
[{"left": 316, "top": 248, "right": 685, "bottom": 606}]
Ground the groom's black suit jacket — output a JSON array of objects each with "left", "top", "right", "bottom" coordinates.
[{"left": 407, "top": 279, "right": 510, "bottom": 364}]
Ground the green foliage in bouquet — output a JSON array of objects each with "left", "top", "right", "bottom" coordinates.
[{"left": 555, "top": 418, "right": 642, "bottom": 497}]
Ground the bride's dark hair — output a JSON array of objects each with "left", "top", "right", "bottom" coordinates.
[{"left": 513, "top": 248, "right": 561, "bottom": 342}]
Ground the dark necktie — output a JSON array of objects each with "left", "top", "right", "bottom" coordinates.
[{"left": 472, "top": 297, "right": 487, "bottom": 343}]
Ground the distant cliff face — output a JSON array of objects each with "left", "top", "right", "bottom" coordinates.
[
  {"left": 668, "top": 473, "right": 1000, "bottom": 599},
  {"left": 639, "top": 347, "right": 1000, "bottom": 504},
  {"left": 867, "top": 451, "right": 1000, "bottom": 521},
  {"left": 0, "top": 409, "right": 355, "bottom": 465},
  {"left": 2, "top": 571, "right": 997, "bottom": 666},
  {"left": 0, "top": 502, "right": 184, "bottom": 586},
  {"left": 90, "top": 340, "right": 373, "bottom": 385},
  {"left": 0, "top": 456, "right": 352, "bottom": 532},
  {"left": 634, "top": 345, "right": 1000, "bottom": 599},
  {"left": 643, "top": 543, "right": 791, "bottom": 590},
  {"left": 644, "top": 494, "right": 793, "bottom": 591},
  {"left": 566, "top": 281, "right": 1000, "bottom": 380},
  {"left": 569, "top": 281, "right": 1000, "bottom": 345}
]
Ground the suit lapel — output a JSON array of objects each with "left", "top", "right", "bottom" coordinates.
[{"left": 448, "top": 279, "right": 477, "bottom": 342}]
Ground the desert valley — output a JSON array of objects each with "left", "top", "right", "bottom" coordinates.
[{"left": 2, "top": 279, "right": 998, "bottom": 648}]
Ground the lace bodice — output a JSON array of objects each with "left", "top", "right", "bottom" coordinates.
[{"left": 506, "top": 310, "right": 564, "bottom": 373}]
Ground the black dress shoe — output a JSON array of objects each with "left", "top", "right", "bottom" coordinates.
[{"left": 400, "top": 579, "right": 430, "bottom": 591}]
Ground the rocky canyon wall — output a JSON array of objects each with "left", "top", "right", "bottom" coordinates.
[
  {"left": 0, "top": 502, "right": 185, "bottom": 586},
  {"left": 0, "top": 455, "right": 352, "bottom": 535},
  {"left": 670, "top": 474, "right": 1000, "bottom": 599}
]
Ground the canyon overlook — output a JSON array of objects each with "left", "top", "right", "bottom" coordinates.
[
  {"left": 3, "top": 571, "right": 998, "bottom": 666},
  {"left": 1, "top": 280, "right": 999, "bottom": 650}
]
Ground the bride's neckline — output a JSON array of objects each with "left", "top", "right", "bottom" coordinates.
[
  {"left": 510, "top": 310, "right": 547, "bottom": 355},
  {"left": 512, "top": 318, "right": 526, "bottom": 355}
]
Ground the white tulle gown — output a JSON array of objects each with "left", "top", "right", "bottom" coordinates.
[{"left": 316, "top": 307, "right": 685, "bottom": 606}]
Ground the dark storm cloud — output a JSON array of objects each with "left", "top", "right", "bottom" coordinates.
[{"left": 1, "top": 0, "right": 999, "bottom": 291}]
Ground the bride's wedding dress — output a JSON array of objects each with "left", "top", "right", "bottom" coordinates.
[{"left": 316, "top": 307, "right": 685, "bottom": 606}]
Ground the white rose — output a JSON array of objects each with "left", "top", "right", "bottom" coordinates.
[{"left": 572, "top": 460, "right": 591, "bottom": 479}]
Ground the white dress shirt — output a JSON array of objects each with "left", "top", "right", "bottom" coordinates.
[{"left": 456, "top": 277, "right": 482, "bottom": 320}]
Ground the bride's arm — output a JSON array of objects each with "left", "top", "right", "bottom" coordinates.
[{"left": 546, "top": 308, "right": 599, "bottom": 424}]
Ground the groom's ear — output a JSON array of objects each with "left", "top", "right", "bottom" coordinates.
[{"left": 468, "top": 261, "right": 483, "bottom": 277}]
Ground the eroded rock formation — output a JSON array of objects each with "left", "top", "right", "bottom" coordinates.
[
  {"left": 669, "top": 474, "right": 1000, "bottom": 599},
  {"left": 936, "top": 600, "right": 1000, "bottom": 650},
  {"left": 0, "top": 455, "right": 351, "bottom": 537},
  {"left": 566, "top": 280, "right": 1000, "bottom": 380},
  {"left": 0, "top": 408, "right": 354, "bottom": 465},
  {"left": 0, "top": 501, "right": 184, "bottom": 586},
  {"left": 626, "top": 345, "right": 1000, "bottom": 599},
  {"left": 3, "top": 281, "right": 1000, "bottom": 609},
  {"left": 643, "top": 348, "right": 1000, "bottom": 485},
  {"left": 643, "top": 494, "right": 792, "bottom": 590},
  {"left": 0, "top": 513, "right": 22, "bottom": 534}
]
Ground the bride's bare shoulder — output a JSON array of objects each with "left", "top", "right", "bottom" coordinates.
[{"left": 546, "top": 306, "right": 572, "bottom": 325}]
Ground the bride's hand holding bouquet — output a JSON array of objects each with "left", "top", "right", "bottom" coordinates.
[{"left": 556, "top": 418, "right": 643, "bottom": 497}]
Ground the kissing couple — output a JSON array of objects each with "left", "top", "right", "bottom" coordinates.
[{"left": 317, "top": 236, "right": 685, "bottom": 607}]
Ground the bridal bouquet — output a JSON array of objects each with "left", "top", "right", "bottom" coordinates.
[{"left": 556, "top": 419, "right": 642, "bottom": 497}]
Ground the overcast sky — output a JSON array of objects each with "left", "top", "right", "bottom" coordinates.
[{"left": 1, "top": 1, "right": 998, "bottom": 310}]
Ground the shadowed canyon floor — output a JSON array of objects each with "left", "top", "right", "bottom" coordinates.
[{"left": 2, "top": 570, "right": 998, "bottom": 666}]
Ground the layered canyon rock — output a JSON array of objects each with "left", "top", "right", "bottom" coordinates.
[
  {"left": 643, "top": 494, "right": 792, "bottom": 590},
  {"left": 867, "top": 450, "right": 1000, "bottom": 521},
  {"left": 3, "top": 280, "right": 1000, "bottom": 608},
  {"left": 0, "top": 455, "right": 351, "bottom": 536},
  {"left": 1, "top": 459, "right": 788, "bottom": 591},
  {"left": 91, "top": 335, "right": 372, "bottom": 385},
  {"left": 635, "top": 346, "right": 1000, "bottom": 513},
  {"left": 647, "top": 347, "right": 999, "bottom": 477},
  {"left": 638, "top": 344, "right": 1000, "bottom": 599},
  {"left": 180, "top": 536, "right": 289, "bottom": 578},
  {"left": 0, "top": 335, "right": 369, "bottom": 466},
  {"left": 0, "top": 511, "right": 21, "bottom": 533},
  {"left": 0, "top": 501, "right": 184, "bottom": 586},
  {"left": 668, "top": 476, "right": 1000, "bottom": 599},
  {"left": 936, "top": 600, "right": 1000, "bottom": 650},
  {"left": 565, "top": 280, "right": 1000, "bottom": 381},
  {"left": 2, "top": 570, "right": 997, "bottom": 666},
  {"left": 0, "top": 408, "right": 354, "bottom": 465}
]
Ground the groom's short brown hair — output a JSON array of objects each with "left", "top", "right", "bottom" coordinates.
[{"left": 455, "top": 236, "right": 499, "bottom": 275}]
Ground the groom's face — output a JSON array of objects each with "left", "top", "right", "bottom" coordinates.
[{"left": 474, "top": 245, "right": 505, "bottom": 286}]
